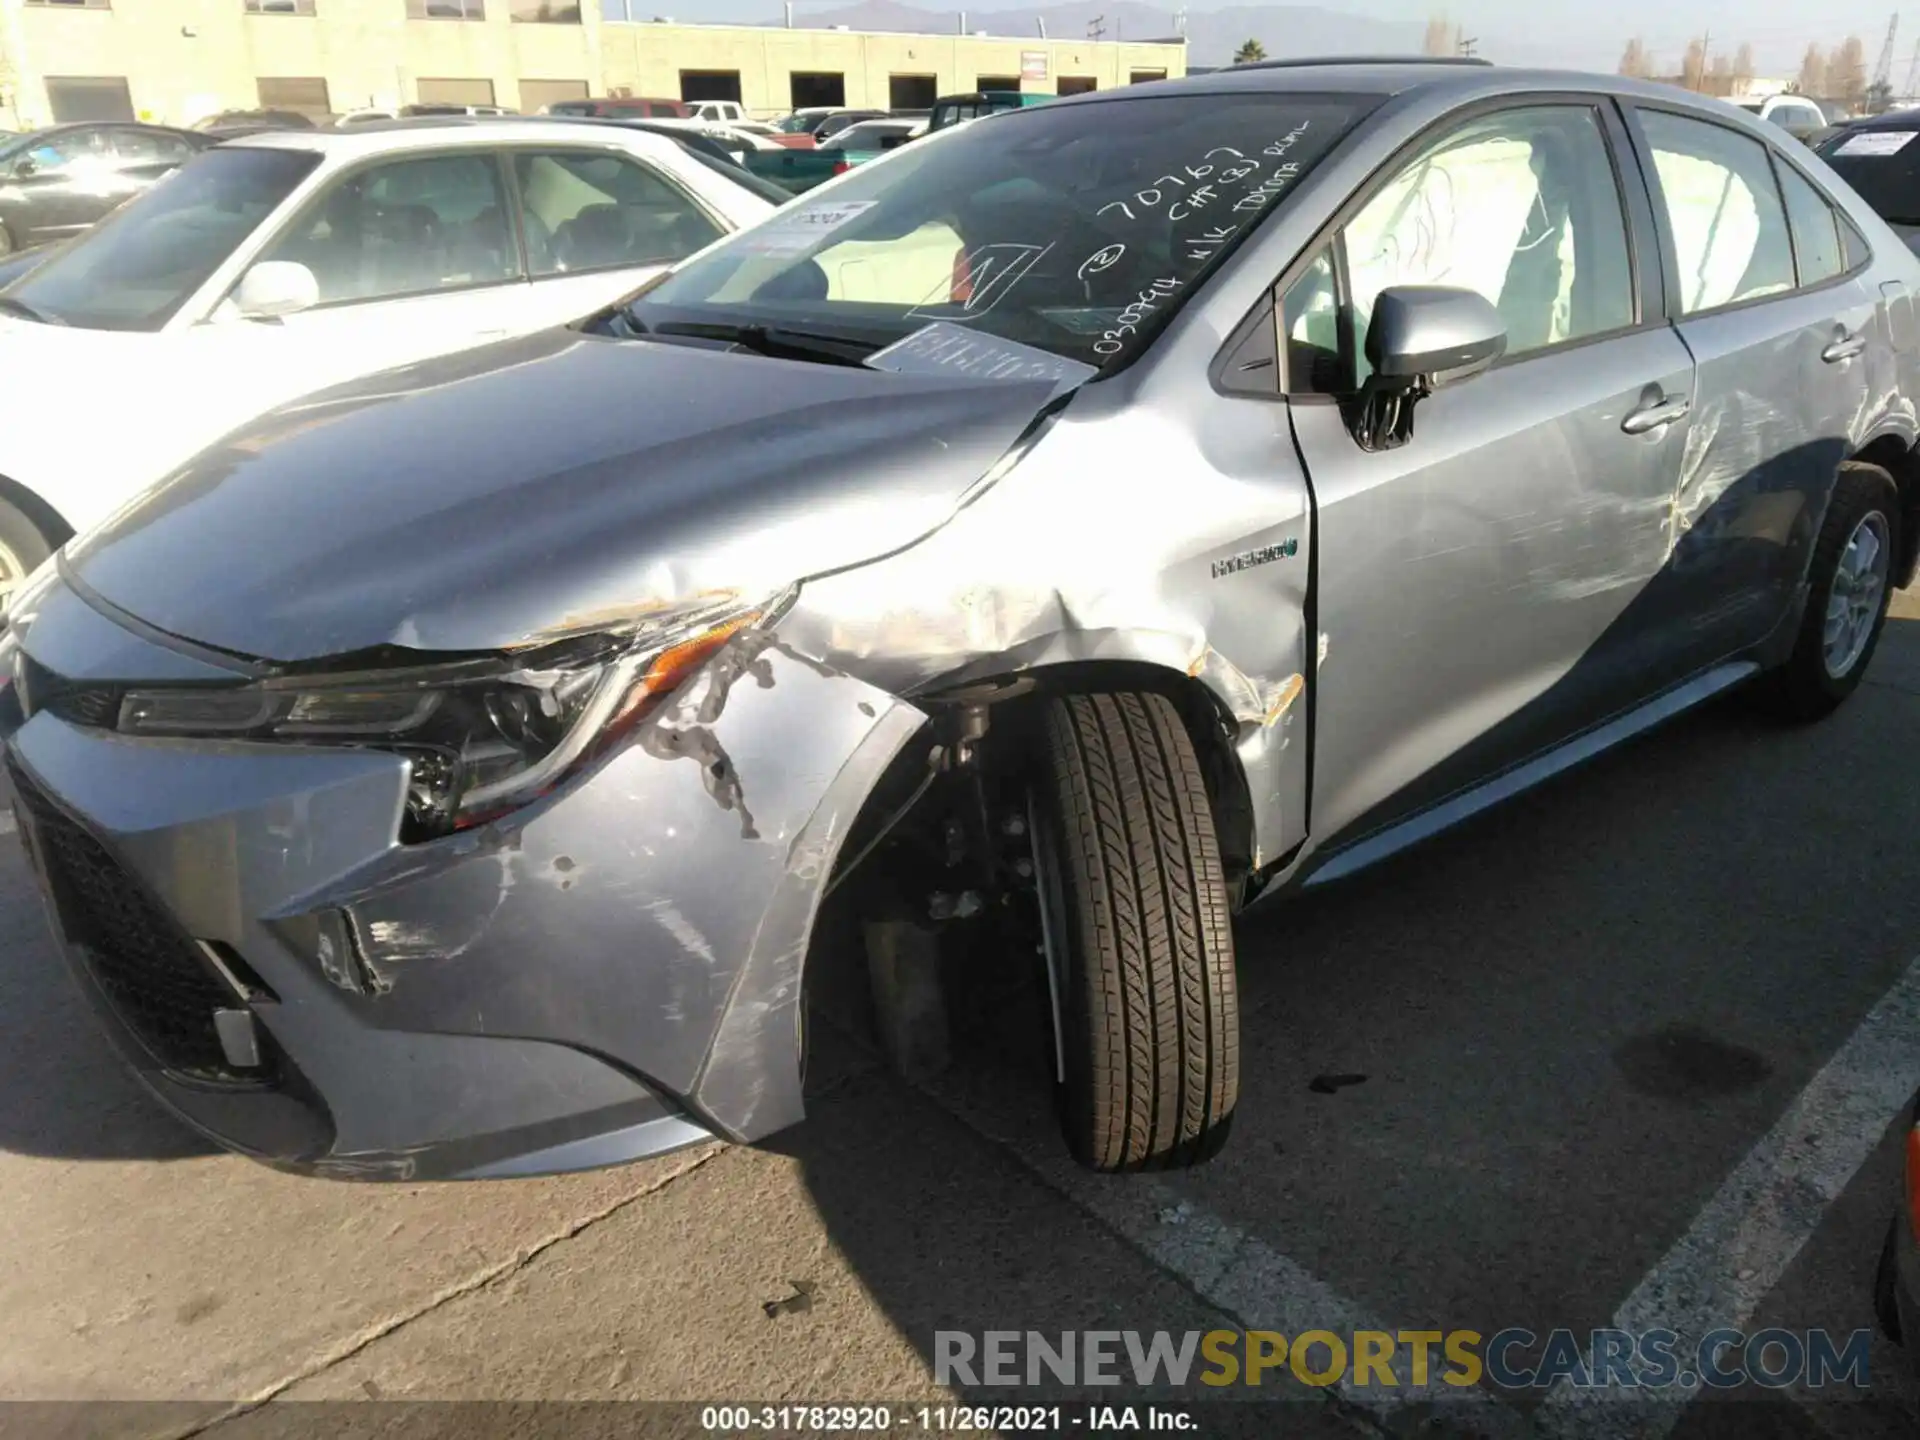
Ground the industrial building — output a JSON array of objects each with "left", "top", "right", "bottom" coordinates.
[{"left": 0, "top": 3, "right": 1187, "bottom": 129}]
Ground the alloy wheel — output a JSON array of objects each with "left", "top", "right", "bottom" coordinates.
[{"left": 1823, "top": 510, "right": 1891, "bottom": 679}]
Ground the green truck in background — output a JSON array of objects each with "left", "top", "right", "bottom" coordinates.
[{"left": 927, "top": 90, "right": 1052, "bottom": 130}]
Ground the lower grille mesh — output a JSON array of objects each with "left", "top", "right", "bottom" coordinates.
[{"left": 9, "top": 762, "right": 272, "bottom": 1085}]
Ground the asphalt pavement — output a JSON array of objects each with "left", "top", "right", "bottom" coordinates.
[{"left": 6, "top": 593, "right": 1920, "bottom": 1440}]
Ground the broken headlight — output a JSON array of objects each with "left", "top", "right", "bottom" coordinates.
[{"left": 116, "top": 598, "right": 773, "bottom": 840}]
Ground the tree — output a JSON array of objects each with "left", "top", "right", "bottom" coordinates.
[
  {"left": 1799, "top": 42, "right": 1826, "bottom": 96},
  {"left": 1618, "top": 37, "right": 1651, "bottom": 78},
  {"left": 1682, "top": 37, "right": 1706, "bottom": 90},
  {"left": 1424, "top": 15, "right": 1457, "bottom": 57},
  {"left": 1733, "top": 42, "right": 1755, "bottom": 85},
  {"left": 1831, "top": 35, "right": 1867, "bottom": 108},
  {"left": 1232, "top": 37, "right": 1266, "bottom": 65}
]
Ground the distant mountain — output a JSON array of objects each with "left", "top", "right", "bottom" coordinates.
[{"left": 765, "top": 2, "right": 1425, "bottom": 68}]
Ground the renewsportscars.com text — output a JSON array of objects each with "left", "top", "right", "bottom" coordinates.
[{"left": 934, "top": 1327, "right": 1874, "bottom": 1391}]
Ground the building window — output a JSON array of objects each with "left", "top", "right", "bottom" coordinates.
[
  {"left": 244, "top": 0, "right": 316, "bottom": 13},
  {"left": 26, "top": 0, "right": 112, "bottom": 8},
  {"left": 508, "top": 0, "right": 579, "bottom": 21},
  {"left": 1129, "top": 69, "right": 1167, "bottom": 84},
  {"left": 889, "top": 74, "right": 935, "bottom": 109},
  {"left": 789, "top": 72, "right": 845, "bottom": 109},
  {"left": 416, "top": 77, "right": 497, "bottom": 107},
  {"left": 44, "top": 76, "right": 134, "bottom": 121},
  {"left": 519, "top": 78, "right": 589, "bottom": 113},
  {"left": 976, "top": 75, "right": 1018, "bottom": 92},
  {"left": 257, "top": 77, "right": 331, "bottom": 119},
  {"left": 1057, "top": 77, "right": 1096, "bottom": 95},
  {"left": 680, "top": 71, "right": 742, "bottom": 104},
  {"left": 408, "top": 0, "right": 483, "bottom": 15}
]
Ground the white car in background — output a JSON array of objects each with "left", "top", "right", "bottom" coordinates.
[{"left": 0, "top": 119, "right": 777, "bottom": 602}]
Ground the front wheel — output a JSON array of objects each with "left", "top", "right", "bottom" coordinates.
[
  {"left": 1031, "top": 692, "right": 1239, "bottom": 1172},
  {"left": 0, "top": 495, "right": 58, "bottom": 615},
  {"left": 1754, "top": 461, "right": 1900, "bottom": 721}
]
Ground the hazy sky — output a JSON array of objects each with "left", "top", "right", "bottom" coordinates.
[{"left": 672, "top": 0, "right": 1918, "bottom": 74}]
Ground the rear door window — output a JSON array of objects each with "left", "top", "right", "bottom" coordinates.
[
  {"left": 512, "top": 150, "right": 723, "bottom": 275},
  {"left": 1775, "top": 161, "right": 1846, "bottom": 285},
  {"left": 1638, "top": 110, "right": 1796, "bottom": 314}
]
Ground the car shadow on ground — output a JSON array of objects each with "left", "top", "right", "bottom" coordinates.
[{"left": 775, "top": 608, "right": 1920, "bottom": 1431}]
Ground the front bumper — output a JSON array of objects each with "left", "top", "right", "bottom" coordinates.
[{"left": 3, "top": 575, "right": 923, "bottom": 1180}]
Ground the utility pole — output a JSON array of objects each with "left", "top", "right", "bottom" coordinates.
[
  {"left": 1087, "top": 14, "right": 1106, "bottom": 41},
  {"left": 1874, "top": 12, "right": 1899, "bottom": 93},
  {"left": 1456, "top": 34, "right": 1477, "bottom": 57},
  {"left": 1904, "top": 35, "right": 1920, "bottom": 99}
]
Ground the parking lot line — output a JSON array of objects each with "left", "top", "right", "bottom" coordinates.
[
  {"left": 913, "top": 1061, "right": 1529, "bottom": 1435},
  {"left": 1535, "top": 953, "right": 1920, "bottom": 1438}
]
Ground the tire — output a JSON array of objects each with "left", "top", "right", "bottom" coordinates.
[
  {"left": 0, "top": 494, "right": 57, "bottom": 615},
  {"left": 1032, "top": 691, "right": 1238, "bottom": 1172},
  {"left": 1754, "top": 460, "right": 1900, "bottom": 721}
]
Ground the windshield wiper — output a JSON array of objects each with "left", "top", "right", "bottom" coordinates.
[
  {"left": 0, "top": 296, "right": 65, "bottom": 326},
  {"left": 648, "top": 320, "right": 877, "bottom": 366}
]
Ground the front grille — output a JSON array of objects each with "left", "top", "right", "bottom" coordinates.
[
  {"left": 9, "top": 761, "right": 273, "bottom": 1086},
  {"left": 18, "top": 654, "right": 121, "bottom": 728}
]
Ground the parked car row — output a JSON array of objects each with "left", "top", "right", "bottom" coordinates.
[
  {"left": 0, "top": 117, "right": 780, "bottom": 601},
  {"left": 2, "top": 64, "right": 1918, "bottom": 1243}
]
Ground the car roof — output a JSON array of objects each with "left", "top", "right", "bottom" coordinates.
[
  {"left": 1840, "top": 107, "right": 1920, "bottom": 131},
  {"left": 223, "top": 116, "right": 688, "bottom": 160},
  {"left": 1037, "top": 60, "right": 1784, "bottom": 123}
]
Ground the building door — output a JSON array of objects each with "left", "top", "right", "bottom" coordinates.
[
  {"left": 789, "top": 73, "right": 845, "bottom": 109},
  {"left": 520, "top": 79, "right": 590, "bottom": 114},
  {"left": 680, "top": 71, "right": 742, "bottom": 103},
  {"left": 416, "top": 78, "right": 496, "bottom": 108},
  {"left": 44, "top": 77, "right": 135, "bottom": 123},
  {"left": 1057, "top": 77, "right": 1097, "bottom": 95},
  {"left": 257, "top": 77, "right": 332, "bottom": 122},
  {"left": 977, "top": 75, "right": 1018, "bottom": 92},
  {"left": 889, "top": 75, "right": 936, "bottom": 109}
]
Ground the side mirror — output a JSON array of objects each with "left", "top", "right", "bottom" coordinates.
[
  {"left": 12, "top": 157, "right": 36, "bottom": 179},
  {"left": 1365, "top": 284, "right": 1507, "bottom": 388},
  {"left": 234, "top": 260, "right": 318, "bottom": 320}
]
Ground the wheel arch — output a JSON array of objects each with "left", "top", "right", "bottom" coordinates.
[
  {"left": 1851, "top": 433, "right": 1920, "bottom": 587},
  {"left": 0, "top": 471, "right": 74, "bottom": 553},
  {"left": 917, "top": 658, "right": 1260, "bottom": 902}
]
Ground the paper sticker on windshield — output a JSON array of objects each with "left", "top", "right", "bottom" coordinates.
[
  {"left": 1837, "top": 130, "right": 1918, "bottom": 156},
  {"left": 734, "top": 200, "right": 877, "bottom": 255},
  {"left": 865, "top": 321, "right": 1097, "bottom": 387}
]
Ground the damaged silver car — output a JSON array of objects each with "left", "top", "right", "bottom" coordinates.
[{"left": 6, "top": 60, "right": 1920, "bottom": 1179}]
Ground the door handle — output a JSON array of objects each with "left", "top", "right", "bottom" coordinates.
[
  {"left": 1621, "top": 394, "right": 1690, "bottom": 435},
  {"left": 1822, "top": 331, "right": 1867, "bottom": 363}
]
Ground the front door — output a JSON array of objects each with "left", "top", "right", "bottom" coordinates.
[
  {"left": 222, "top": 147, "right": 528, "bottom": 399},
  {"left": 1284, "top": 101, "right": 1699, "bottom": 847}
]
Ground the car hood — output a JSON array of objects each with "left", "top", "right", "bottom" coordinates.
[{"left": 65, "top": 327, "right": 1065, "bottom": 665}]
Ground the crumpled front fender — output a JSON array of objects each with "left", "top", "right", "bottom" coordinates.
[{"left": 298, "top": 631, "right": 928, "bottom": 1144}]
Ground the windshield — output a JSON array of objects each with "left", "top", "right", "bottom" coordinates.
[
  {"left": 774, "top": 113, "right": 820, "bottom": 134},
  {"left": 636, "top": 92, "right": 1370, "bottom": 370},
  {"left": 5, "top": 145, "right": 320, "bottom": 330},
  {"left": 1822, "top": 128, "right": 1920, "bottom": 224}
]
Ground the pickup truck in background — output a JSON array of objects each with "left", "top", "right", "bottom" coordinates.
[{"left": 928, "top": 90, "right": 1051, "bottom": 130}]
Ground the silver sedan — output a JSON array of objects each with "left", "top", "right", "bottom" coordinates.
[{"left": 5, "top": 59, "right": 1918, "bottom": 1180}]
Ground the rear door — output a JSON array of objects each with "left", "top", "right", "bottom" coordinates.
[
  {"left": 1624, "top": 105, "right": 1874, "bottom": 674},
  {"left": 1285, "top": 99, "right": 1700, "bottom": 845}
]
